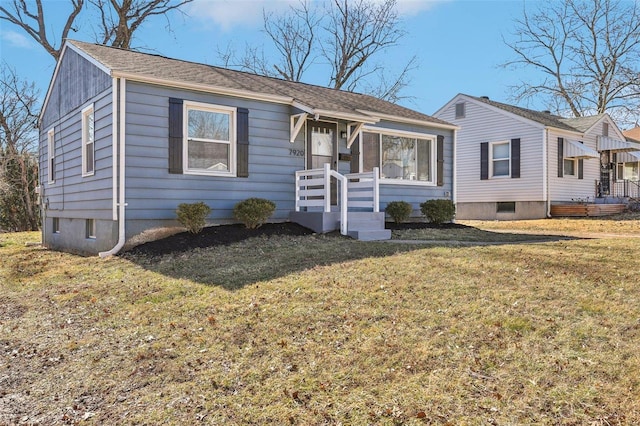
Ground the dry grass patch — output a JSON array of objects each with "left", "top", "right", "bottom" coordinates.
[
  {"left": 462, "top": 211, "right": 640, "bottom": 236},
  {"left": 1, "top": 230, "right": 639, "bottom": 424}
]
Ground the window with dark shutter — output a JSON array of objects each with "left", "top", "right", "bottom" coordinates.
[
  {"left": 480, "top": 142, "right": 489, "bottom": 180},
  {"left": 236, "top": 107, "right": 249, "bottom": 177},
  {"left": 168, "top": 98, "right": 183, "bottom": 174},
  {"left": 437, "top": 135, "right": 444, "bottom": 186},
  {"left": 511, "top": 138, "right": 520, "bottom": 178},
  {"left": 557, "top": 137, "right": 564, "bottom": 178}
]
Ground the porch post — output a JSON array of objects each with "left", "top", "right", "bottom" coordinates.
[
  {"left": 324, "top": 163, "right": 331, "bottom": 213},
  {"left": 373, "top": 167, "right": 380, "bottom": 213}
]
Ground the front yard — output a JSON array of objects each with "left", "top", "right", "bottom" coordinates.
[{"left": 1, "top": 217, "right": 639, "bottom": 424}]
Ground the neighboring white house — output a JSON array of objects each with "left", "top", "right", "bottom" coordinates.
[{"left": 434, "top": 94, "right": 640, "bottom": 220}]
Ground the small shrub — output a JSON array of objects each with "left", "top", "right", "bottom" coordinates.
[
  {"left": 420, "top": 199, "right": 455, "bottom": 225},
  {"left": 385, "top": 201, "right": 413, "bottom": 223},
  {"left": 233, "top": 198, "right": 276, "bottom": 229},
  {"left": 176, "top": 202, "right": 211, "bottom": 234}
]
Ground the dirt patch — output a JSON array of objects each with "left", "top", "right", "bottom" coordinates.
[
  {"left": 121, "top": 221, "right": 471, "bottom": 257},
  {"left": 122, "top": 222, "right": 315, "bottom": 257}
]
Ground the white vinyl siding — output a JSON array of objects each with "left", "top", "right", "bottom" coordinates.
[
  {"left": 435, "top": 96, "right": 544, "bottom": 203},
  {"left": 547, "top": 129, "right": 600, "bottom": 201}
]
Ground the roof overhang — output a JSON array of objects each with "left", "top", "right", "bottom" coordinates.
[
  {"left": 564, "top": 140, "right": 599, "bottom": 159},
  {"left": 357, "top": 110, "right": 459, "bottom": 130},
  {"left": 597, "top": 136, "right": 640, "bottom": 152},
  {"left": 113, "top": 71, "right": 295, "bottom": 105}
]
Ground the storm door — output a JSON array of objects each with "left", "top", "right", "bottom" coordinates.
[{"left": 307, "top": 121, "right": 338, "bottom": 205}]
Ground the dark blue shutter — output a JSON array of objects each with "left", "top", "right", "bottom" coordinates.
[
  {"left": 557, "top": 137, "right": 564, "bottom": 178},
  {"left": 168, "top": 98, "right": 183, "bottom": 174},
  {"left": 480, "top": 142, "right": 489, "bottom": 180},
  {"left": 511, "top": 138, "right": 520, "bottom": 178},
  {"left": 437, "top": 135, "right": 444, "bottom": 186},
  {"left": 236, "top": 107, "right": 249, "bottom": 177}
]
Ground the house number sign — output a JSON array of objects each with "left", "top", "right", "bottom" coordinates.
[{"left": 289, "top": 149, "right": 305, "bottom": 157}]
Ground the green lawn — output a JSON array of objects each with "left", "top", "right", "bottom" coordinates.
[{"left": 1, "top": 220, "right": 639, "bottom": 425}]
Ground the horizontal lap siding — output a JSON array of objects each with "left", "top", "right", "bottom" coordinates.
[
  {"left": 40, "top": 86, "right": 114, "bottom": 221},
  {"left": 548, "top": 129, "right": 600, "bottom": 202},
  {"left": 124, "top": 82, "right": 305, "bottom": 228},
  {"left": 436, "top": 99, "right": 544, "bottom": 203}
]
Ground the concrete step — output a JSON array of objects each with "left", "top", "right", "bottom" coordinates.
[
  {"left": 347, "top": 219, "right": 385, "bottom": 231},
  {"left": 347, "top": 229, "right": 391, "bottom": 241}
]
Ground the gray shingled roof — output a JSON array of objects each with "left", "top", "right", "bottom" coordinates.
[
  {"left": 68, "top": 40, "right": 453, "bottom": 127},
  {"left": 468, "top": 95, "right": 588, "bottom": 132}
]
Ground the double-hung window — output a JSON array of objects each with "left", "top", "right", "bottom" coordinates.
[
  {"left": 362, "top": 130, "right": 435, "bottom": 184},
  {"left": 564, "top": 158, "right": 576, "bottom": 176},
  {"left": 491, "top": 141, "right": 510, "bottom": 178},
  {"left": 184, "top": 101, "right": 236, "bottom": 176},
  {"left": 82, "top": 105, "right": 95, "bottom": 176},
  {"left": 47, "top": 128, "right": 55, "bottom": 183}
]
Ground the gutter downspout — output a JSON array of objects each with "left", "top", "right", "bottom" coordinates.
[
  {"left": 544, "top": 128, "right": 551, "bottom": 217},
  {"left": 452, "top": 129, "right": 457, "bottom": 207},
  {"left": 99, "top": 78, "right": 127, "bottom": 257}
]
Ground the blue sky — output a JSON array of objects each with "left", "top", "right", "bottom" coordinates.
[{"left": 0, "top": 0, "right": 535, "bottom": 116}]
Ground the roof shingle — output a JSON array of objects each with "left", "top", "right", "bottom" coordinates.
[{"left": 68, "top": 40, "right": 453, "bottom": 128}]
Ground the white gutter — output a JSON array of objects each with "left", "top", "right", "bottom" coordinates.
[
  {"left": 99, "top": 78, "right": 127, "bottom": 257},
  {"left": 357, "top": 110, "right": 460, "bottom": 130},
  {"left": 452, "top": 129, "right": 457, "bottom": 205},
  {"left": 112, "top": 71, "right": 293, "bottom": 106}
]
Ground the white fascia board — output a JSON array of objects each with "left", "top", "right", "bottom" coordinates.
[
  {"left": 357, "top": 109, "right": 459, "bottom": 130},
  {"left": 112, "top": 71, "right": 295, "bottom": 105},
  {"left": 67, "top": 42, "right": 112, "bottom": 74},
  {"left": 546, "top": 126, "right": 584, "bottom": 138},
  {"left": 39, "top": 41, "right": 113, "bottom": 125},
  {"left": 312, "top": 109, "right": 379, "bottom": 124},
  {"left": 432, "top": 93, "right": 465, "bottom": 118},
  {"left": 291, "top": 100, "right": 315, "bottom": 114},
  {"left": 466, "top": 97, "right": 549, "bottom": 130}
]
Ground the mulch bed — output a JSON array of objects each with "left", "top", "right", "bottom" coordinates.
[{"left": 122, "top": 221, "right": 467, "bottom": 257}]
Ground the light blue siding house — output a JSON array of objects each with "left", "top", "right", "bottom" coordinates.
[{"left": 39, "top": 40, "right": 457, "bottom": 255}]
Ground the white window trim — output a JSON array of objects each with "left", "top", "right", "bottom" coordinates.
[
  {"left": 617, "top": 161, "right": 640, "bottom": 182},
  {"left": 563, "top": 157, "right": 577, "bottom": 177},
  {"left": 81, "top": 104, "right": 95, "bottom": 177},
  {"left": 360, "top": 126, "right": 437, "bottom": 186},
  {"left": 86, "top": 219, "right": 96, "bottom": 239},
  {"left": 183, "top": 101, "right": 237, "bottom": 177},
  {"left": 47, "top": 128, "right": 55, "bottom": 184},
  {"left": 490, "top": 140, "right": 511, "bottom": 179}
]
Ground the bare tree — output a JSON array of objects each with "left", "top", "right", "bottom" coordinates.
[
  {"left": 503, "top": 0, "right": 640, "bottom": 123},
  {"left": 0, "top": 0, "right": 192, "bottom": 59},
  {"left": 0, "top": 0, "right": 84, "bottom": 60},
  {"left": 323, "top": 0, "right": 405, "bottom": 92},
  {"left": 219, "top": 0, "right": 318, "bottom": 81},
  {"left": 0, "top": 64, "right": 40, "bottom": 231},
  {"left": 220, "top": 0, "right": 414, "bottom": 102},
  {"left": 89, "top": 0, "right": 193, "bottom": 49}
]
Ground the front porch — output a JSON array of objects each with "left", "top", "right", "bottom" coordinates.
[{"left": 289, "top": 164, "right": 391, "bottom": 241}]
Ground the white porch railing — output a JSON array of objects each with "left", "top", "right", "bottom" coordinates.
[{"left": 294, "top": 163, "right": 380, "bottom": 235}]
